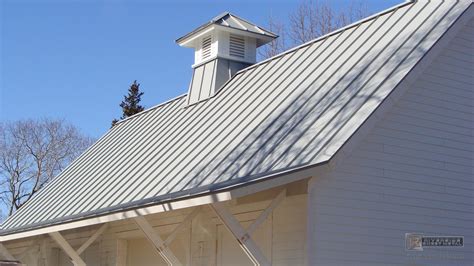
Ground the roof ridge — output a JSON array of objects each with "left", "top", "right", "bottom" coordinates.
[
  {"left": 120, "top": 1, "right": 414, "bottom": 127},
  {"left": 114, "top": 93, "right": 187, "bottom": 126},
  {"left": 234, "top": 0, "right": 414, "bottom": 76},
  {"left": 211, "top": 11, "right": 230, "bottom": 22}
]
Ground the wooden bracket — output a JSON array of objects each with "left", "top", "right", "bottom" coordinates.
[
  {"left": 134, "top": 216, "right": 182, "bottom": 266},
  {"left": 164, "top": 207, "right": 201, "bottom": 248},
  {"left": 47, "top": 223, "right": 108, "bottom": 266},
  {"left": 49, "top": 231, "right": 86, "bottom": 266},
  {"left": 133, "top": 207, "right": 201, "bottom": 265},
  {"left": 0, "top": 242, "right": 16, "bottom": 261},
  {"left": 210, "top": 189, "right": 286, "bottom": 266},
  {"left": 77, "top": 223, "right": 109, "bottom": 255}
]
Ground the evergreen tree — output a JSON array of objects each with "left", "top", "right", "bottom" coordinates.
[{"left": 112, "top": 80, "right": 144, "bottom": 127}]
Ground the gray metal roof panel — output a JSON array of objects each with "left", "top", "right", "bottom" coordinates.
[
  {"left": 1, "top": 0, "right": 471, "bottom": 234},
  {"left": 176, "top": 12, "right": 277, "bottom": 44}
]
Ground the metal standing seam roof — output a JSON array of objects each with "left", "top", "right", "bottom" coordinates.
[
  {"left": 175, "top": 12, "right": 278, "bottom": 45},
  {"left": 1, "top": 0, "right": 471, "bottom": 235}
]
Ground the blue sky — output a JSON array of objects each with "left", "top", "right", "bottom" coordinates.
[{"left": 1, "top": 0, "right": 401, "bottom": 138}]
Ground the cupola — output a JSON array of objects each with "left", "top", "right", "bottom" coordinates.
[{"left": 176, "top": 12, "right": 277, "bottom": 105}]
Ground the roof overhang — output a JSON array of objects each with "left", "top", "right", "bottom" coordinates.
[
  {"left": 177, "top": 24, "right": 277, "bottom": 48},
  {"left": 0, "top": 163, "right": 329, "bottom": 242},
  {"left": 177, "top": 26, "right": 215, "bottom": 48}
]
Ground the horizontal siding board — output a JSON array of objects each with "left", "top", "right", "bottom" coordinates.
[
  {"left": 309, "top": 13, "right": 474, "bottom": 265},
  {"left": 312, "top": 202, "right": 474, "bottom": 231},
  {"left": 371, "top": 127, "right": 471, "bottom": 152},
  {"left": 415, "top": 78, "right": 474, "bottom": 97},
  {"left": 312, "top": 190, "right": 474, "bottom": 218},
  {"left": 315, "top": 214, "right": 474, "bottom": 236},
  {"left": 339, "top": 161, "right": 472, "bottom": 189},
  {"left": 395, "top": 99, "right": 472, "bottom": 121},
  {"left": 317, "top": 176, "right": 472, "bottom": 203}
]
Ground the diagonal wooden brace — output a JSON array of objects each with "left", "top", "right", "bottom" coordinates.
[
  {"left": 0, "top": 242, "right": 16, "bottom": 261},
  {"left": 134, "top": 216, "right": 182, "bottom": 266},
  {"left": 49, "top": 231, "right": 87, "bottom": 266},
  {"left": 77, "top": 223, "right": 109, "bottom": 255},
  {"left": 164, "top": 207, "right": 201, "bottom": 248},
  {"left": 246, "top": 189, "right": 286, "bottom": 238},
  {"left": 211, "top": 189, "right": 286, "bottom": 266}
]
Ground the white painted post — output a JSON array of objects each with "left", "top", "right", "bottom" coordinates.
[
  {"left": 307, "top": 177, "right": 317, "bottom": 266},
  {"left": 40, "top": 238, "right": 51, "bottom": 266},
  {"left": 116, "top": 239, "right": 128, "bottom": 266}
]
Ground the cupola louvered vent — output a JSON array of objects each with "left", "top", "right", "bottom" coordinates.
[
  {"left": 202, "top": 36, "right": 212, "bottom": 60},
  {"left": 177, "top": 12, "right": 277, "bottom": 106},
  {"left": 229, "top": 34, "right": 245, "bottom": 58}
]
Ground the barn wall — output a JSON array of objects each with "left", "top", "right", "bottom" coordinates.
[
  {"left": 3, "top": 191, "right": 307, "bottom": 265},
  {"left": 308, "top": 18, "right": 474, "bottom": 265}
]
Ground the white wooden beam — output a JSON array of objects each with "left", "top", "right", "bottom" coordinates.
[
  {"left": 200, "top": 207, "right": 219, "bottom": 266},
  {"left": 246, "top": 189, "right": 285, "bottom": 237},
  {"left": 0, "top": 242, "right": 16, "bottom": 261},
  {"left": 77, "top": 223, "right": 108, "bottom": 255},
  {"left": 49, "top": 232, "right": 86, "bottom": 266},
  {"left": 40, "top": 238, "right": 51, "bottom": 266},
  {"left": 211, "top": 202, "right": 270, "bottom": 266},
  {"left": 0, "top": 190, "right": 233, "bottom": 242},
  {"left": 164, "top": 207, "right": 201, "bottom": 248},
  {"left": 133, "top": 216, "right": 182, "bottom": 266}
]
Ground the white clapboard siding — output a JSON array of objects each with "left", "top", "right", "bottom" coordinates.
[{"left": 308, "top": 18, "right": 473, "bottom": 265}]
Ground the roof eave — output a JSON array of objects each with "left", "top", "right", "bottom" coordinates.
[
  {"left": 176, "top": 24, "right": 277, "bottom": 48},
  {"left": 0, "top": 162, "right": 330, "bottom": 242}
]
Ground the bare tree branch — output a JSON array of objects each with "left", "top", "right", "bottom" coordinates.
[
  {"left": 260, "top": 0, "right": 369, "bottom": 59},
  {"left": 258, "top": 13, "right": 287, "bottom": 59},
  {"left": 0, "top": 119, "right": 94, "bottom": 219}
]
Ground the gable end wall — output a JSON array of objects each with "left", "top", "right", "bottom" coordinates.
[{"left": 308, "top": 17, "right": 474, "bottom": 266}]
